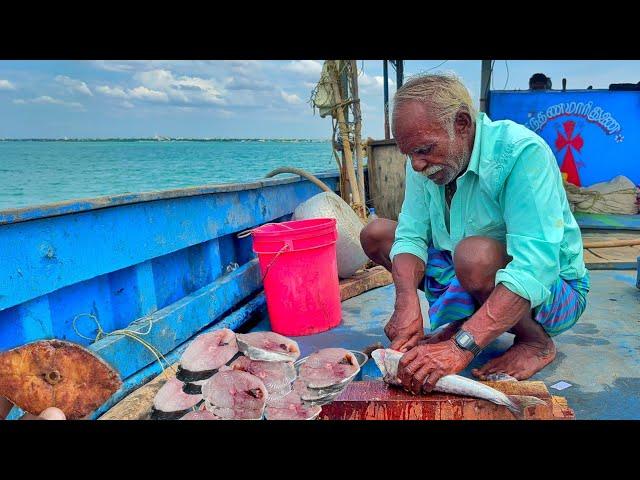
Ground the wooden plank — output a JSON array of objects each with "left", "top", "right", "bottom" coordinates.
[
  {"left": 318, "top": 380, "right": 568, "bottom": 420},
  {"left": 550, "top": 396, "right": 576, "bottom": 420},
  {"left": 582, "top": 231, "right": 640, "bottom": 269},
  {"left": 339, "top": 266, "right": 393, "bottom": 301},
  {"left": 102, "top": 377, "right": 576, "bottom": 421},
  {"left": 584, "top": 246, "right": 640, "bottom": 269},
  {"left": 99, "top": 363, "right": 179, "bottom": 420},
  {"left": 583, "top": 239, "right": 640, "bottom": 248},
  {"left": 0, "top": 179, "right": 334, "bottom": 312},
  {"left": 88, "top": 259, "right": 261, "bottom": 379},
  {"left": 368, "top": 142, "right": 406, "bottom": 221}
]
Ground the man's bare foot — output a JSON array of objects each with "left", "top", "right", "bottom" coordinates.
[
  {"left": 471, "top": 336, "right": 556, "bottom": 381},
  {"left": 418, "top": 320, "right": 465, "bottom": 345}
]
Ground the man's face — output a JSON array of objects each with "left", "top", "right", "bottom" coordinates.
[{"left": 394, "top": 101, "right": 472, "bottom": 185}]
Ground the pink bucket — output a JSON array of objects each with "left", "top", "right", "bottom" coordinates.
[{"left": 252, "top": 218, "right": 341, "bottom": 336}]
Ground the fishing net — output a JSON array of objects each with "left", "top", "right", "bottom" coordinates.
[{"left": 564, "top": 175, "right": 639, "bottom": 215}]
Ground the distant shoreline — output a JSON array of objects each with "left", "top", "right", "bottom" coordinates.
[{"left": 0, "top": 138, "right": 331, "bottom": 142}]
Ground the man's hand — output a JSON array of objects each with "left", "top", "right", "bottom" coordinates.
[
  {"left": 0, "top": 397, "right": 66, "bottom": 420},
  {"left": 387, "top": 253, "right": 426, "bottom": 352},
  {"left": 385, "top": 293, "right": 424, "bottom": 353},
  {"left": 397, "top": 339, "right": 474, "bottom": 394}
]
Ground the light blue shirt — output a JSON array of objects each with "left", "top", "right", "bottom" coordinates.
[{"left": 389, "top": 112, "right": 587, "bottom": 308}]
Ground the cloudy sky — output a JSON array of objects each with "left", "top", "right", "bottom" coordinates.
[{"left": 1, "top": 60, "right": 639, "bottom": 139}]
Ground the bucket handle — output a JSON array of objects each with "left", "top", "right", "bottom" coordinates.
[
  {"left": 261, "top": 243, "right": 290, "bottom": 283},
  {"left": 237, "top": 222, "right": 294, "bottom": 239}
]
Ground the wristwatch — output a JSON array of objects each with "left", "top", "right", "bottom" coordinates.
[{"left": 453, "top": 329, "right": 482, "bottom": 357}]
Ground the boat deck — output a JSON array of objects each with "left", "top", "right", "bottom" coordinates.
[{"left": 249, "top": 269, "right": 640, "bottom": 420}]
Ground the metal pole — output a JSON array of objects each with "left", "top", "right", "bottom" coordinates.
[
  {"left": 339, "top": 60, "right": 350, "bottom": 125},
  {"left": 383, "top": 60, "right": 390, "bottom": 139},
  {"left": 480, "top": 60, "right": 492, "bottom": 113},
  {"left": 396, "top": 60, "right": 404, "bottom": 88},
  {"left": 349, "top": 60, "right": 366, "bottom": 217}
]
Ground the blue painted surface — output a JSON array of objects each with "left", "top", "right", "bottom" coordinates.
[
  {"left": 0, "top": 171, "right": 339, "bottom": 225},
  {"left": 251, "top": 269, "right": 640, "bottom": 420},
  {"left": 88, "top": 259, "right": 262, "bottom": 379},
  {"left": 489, "top": 90, "right": 640, "bottom": 186},
  {"left": 0, "top": 177, "right": 337, "bottom": 313},
  {"left": 0, "top": 172, "right": 339, "bottom": 413},
  {"left": 574, "top": 212, "right": 640, "bottom": 231}
]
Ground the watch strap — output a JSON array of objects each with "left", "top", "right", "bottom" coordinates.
[{"left": 454, "top": 329, "right": 482, "bottom": 357}]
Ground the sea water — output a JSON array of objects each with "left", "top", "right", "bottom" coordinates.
[{"left": 0, "top": 139, "right": 336, "bottom": 210}]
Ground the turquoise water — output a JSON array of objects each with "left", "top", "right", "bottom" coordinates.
[{"left": 0, "top": 140, "right": 337, "bottom": 210}]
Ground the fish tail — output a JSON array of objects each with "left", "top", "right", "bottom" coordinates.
[{"left": 505, "top": 395, "right": 548, "bottom": 419}]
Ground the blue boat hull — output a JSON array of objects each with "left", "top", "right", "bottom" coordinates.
[{"left": 0, "top": 172, "right": 339, "bottom": 419}]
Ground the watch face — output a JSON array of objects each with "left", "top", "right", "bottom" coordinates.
[{"left": 458, "top": 332, "right": 471, "bottom": 345}]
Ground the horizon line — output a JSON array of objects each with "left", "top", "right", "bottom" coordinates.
[{"left": 0, "top": 137, "right": 333, "bottom": 141}]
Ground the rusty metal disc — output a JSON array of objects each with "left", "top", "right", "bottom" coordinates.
[{"left": 0, "top": 340, "right": 122, "bottom": 419}]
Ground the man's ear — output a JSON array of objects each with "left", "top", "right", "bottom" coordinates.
[{"left": 454, "top": 111, "right": 472, "bottom": 135}]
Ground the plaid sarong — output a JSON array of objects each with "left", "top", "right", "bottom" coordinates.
[{"left": 422, "top": 247, "right": 590, "bottom": 337}]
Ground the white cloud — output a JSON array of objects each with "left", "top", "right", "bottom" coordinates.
[
  {"left": 225, "top": 60, "right": 263, "bottom": 76},
  {"left": 96, "top": 85, "right": 129, "bottom": 99},
  {"left": 128, "top": 86, "right": 169, "bottom": 103},
  {"left": 280, "top": 90, "right": 303, "bottom": 105},
  {"left": 91, "top": 60, "right": 145, "bottom": 72},
  {"left": 120, "top": 101, "right": 135, "bottom": 109},
  {"left": 55, "top": 75, "right": 93, "bottom": 96},
  {"left": 226, "top": 76, "right": 272, "bottom": 91},
  {"left": 13, "top": 96, "right": 84, "bottom": 109},
  {"left": 32, "top": 96, "right": 62, "bottom": 105},
  {"left": 0, "top": 79, "right": 15, "bottom": 90},
  {"left": 283, "top": 60, "right": 323, "bottom": 77},
  {"left": 359, "top": 72, "right": 394, "bottom": 92},
  {"left": 133, "top": 69, "right": 225, "bottom": 105},
  {"left": 96, "top": 83, "right": 170, "bottom": 104}
]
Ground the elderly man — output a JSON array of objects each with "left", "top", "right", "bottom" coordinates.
[{"left": 360, "top": 73, "right": 589, "bottom": 394}]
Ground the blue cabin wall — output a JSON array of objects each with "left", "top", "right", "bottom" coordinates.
[
  {"left": 488, "top": 89, "right": 640, "bottom": 187},
  {"left": 0, "top": 173, "right": 339, "bottom": 378}
]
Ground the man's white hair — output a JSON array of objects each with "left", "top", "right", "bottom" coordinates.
[{"left": 392, "top": 72, "right": 477, "bottom": 138}]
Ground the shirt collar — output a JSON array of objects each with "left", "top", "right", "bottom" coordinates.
[{"left": 465, "top": 112, "right": 485, "bottom": 176}]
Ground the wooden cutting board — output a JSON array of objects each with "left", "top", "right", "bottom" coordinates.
[
  {"left": 318, "top": 380, "right": 575, "bottom": 420},
  {"left": 339, "top": 266, "right": 393, "bottom": 301}
]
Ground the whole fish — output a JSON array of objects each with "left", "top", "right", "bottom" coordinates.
[{"left": 371, "top": 349, "right": 546, "bottom": 419}]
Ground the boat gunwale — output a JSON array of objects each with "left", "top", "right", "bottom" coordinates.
[{"left": 0, "top": 170, "right": 340, "bottom": 226}]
